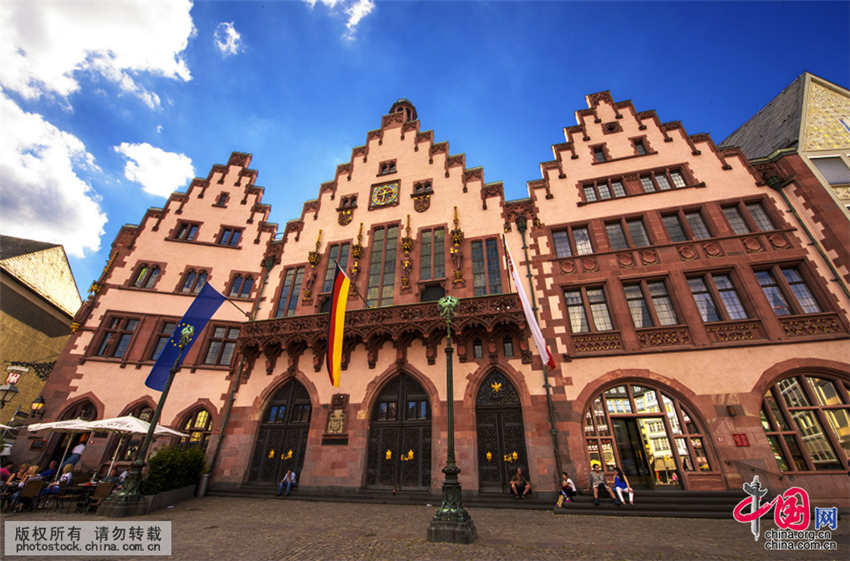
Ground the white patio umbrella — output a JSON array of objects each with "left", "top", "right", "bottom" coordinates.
[
  {"left": 27, "top": 418, "right": 93, "bottom": 480},
  {"left": 85, "top": 416, "right": 187, "bottom": 475}
]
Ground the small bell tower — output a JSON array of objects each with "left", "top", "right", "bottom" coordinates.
[{"left": 389, "top": 98, "right": 418, "bottom": 122}]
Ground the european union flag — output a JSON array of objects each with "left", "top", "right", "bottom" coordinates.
[{"left": 145, "top": 282, "right": 226, "bottom": 391}]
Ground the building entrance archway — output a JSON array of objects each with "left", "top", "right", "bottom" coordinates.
[
  {"left": 48, "top": 401, "right": 96, "bottom": 467},
  {"left": 365, "top": 374, "right": 431, "bottom": 490},
  {"left": 248, "top": 380, "right": 312, "bottom": 485},
  {"left": 476, "top": 371, "right": 530, "bottom": 493},
  {"left": 584, "top": 383, "right": 713, "bottom": 490}
]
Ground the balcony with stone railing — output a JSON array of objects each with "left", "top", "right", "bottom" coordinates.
[{"left": 238, "top": 293, "right": 528, "bottom": 377}]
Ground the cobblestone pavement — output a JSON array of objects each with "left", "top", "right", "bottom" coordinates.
[{"left": 2, "top": 496, "right": 848, "bottom": 561}]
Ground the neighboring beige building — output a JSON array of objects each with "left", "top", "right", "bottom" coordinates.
[{"left": 0, "top": 236, "right": 81, "bottom": 428}]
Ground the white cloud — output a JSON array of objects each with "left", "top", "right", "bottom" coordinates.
[
  {"left": 302, "top": 0, "right": 374, "bottom": 40},
  {"left": 113, "top": 143, "right": 194, "bottom": 198},
  {"left": 0, "top": 0, "right": 195, "bottom": 108},
  {"left": 156, "top": 125, "right": 163, "bottom": 134},
  {"left": 343, "top": 0, "right": 375, "bottom": 40},
  {"left": 213, "top": 22, "right": 243, "bottom": 57},
  {"left": 0, "top": 94, "right": 106, "bottom": 258}
]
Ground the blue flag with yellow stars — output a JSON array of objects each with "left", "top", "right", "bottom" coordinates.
[{"left": 145, "top": 282, "right": 226, "bottom": 391}]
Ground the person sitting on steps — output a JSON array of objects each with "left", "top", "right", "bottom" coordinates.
[
  {"left": 276, "top": 470, "right": 297, "bottom": 497},
  {"left": 613, "top": 467, "right": 634, "bottom": 505},
  {"left": 556, "top": 471, "right": 577, "bottom": 507},
  {"left": 589, "top": 465, "right": 620, "bottom": 506},
  {"left": 510, "top": 467, "right": 531, "bottom": 500}
]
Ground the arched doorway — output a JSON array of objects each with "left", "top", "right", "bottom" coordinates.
[
  {"left": 584, "top": 383, "right": 712, "bottom": 489},
  {"left": 476, "top": 371, "right": 530, "bottom": 493},
  {"left": 366, "top": 374, "right": 431, "bottom": 490},
  {"left": 48, "top": 401, "right": 96, "bottom": 466},
  {"left": 248, "top": 381, "right": 312, "bottom": 485}
]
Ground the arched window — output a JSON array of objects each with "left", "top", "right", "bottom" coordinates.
[
  {"left": 133, "top": 264, "right": 160, "bottom": 289},
  {"left": 584, "top": 384, "right": 712, "bottom": 488},
  {"left": 760, "top": 374, "right": 849, "bottom": 472},
  {"left": 181, "top": 269, "right": 208, "bottom": 293},
  {"left": 229, "top": 275, "right": 254, "bottom": 298},
  {"left": 106, "top": 405, "right": 153, "bottom": 464},
  {"left": 177, "top": 409, "right": 213, "bottom": 451}
]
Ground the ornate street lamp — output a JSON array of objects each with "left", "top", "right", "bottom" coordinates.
[
  {"left": 100, "top": 325, "right": 195, "bottom": 517},
  {"left": 30, "top": 396, "right": 45, "bottom": 417},
  {"left": 427, "top": 295, "right": 477, "bottom": 544},
  {"left": 0, "top": 384, "right": 19, "bottom": 409}
]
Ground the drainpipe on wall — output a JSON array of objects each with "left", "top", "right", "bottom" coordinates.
[
  {"left": 767, "top": 175, "right": 850, "bottom": 301},
  {"left": 207, "top": 256, "right": 276, "bottom": 480},
  {"left": 515, "top": 216, "right": 563, "bottom": 482}
]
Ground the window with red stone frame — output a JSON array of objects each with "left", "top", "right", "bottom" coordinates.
[
  {"left": 760, "top": 374, "right": 850, "bottom": 472},
  {"left": 173, "top": 221, "right": 200, "bottom": 241},
  {"left": 178, "top": 268, "right": 209, "bottom": 294},
  {"left": 93, "top": 316, "right": 140, "bottom": 359},
  {"left": 754, "top": 264, "right": 822, "bottom": 317},
  {"left": 721, "top": 199, "right": 778, "bottom": 235},
  {"left": 130, "top": 263, "right": 162, "bottom": 289},
  {"left": 228, "top": 273, "right": 255, "bottom": 299}
]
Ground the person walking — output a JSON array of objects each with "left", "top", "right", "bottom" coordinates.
[{"left": 60, "top": 442, "right": 86, "bottom": 471}]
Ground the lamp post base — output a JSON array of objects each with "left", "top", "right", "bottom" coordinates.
[
  {"left": 427, "top": 519, "right": 478, "bottom": 544},
  {"left": 427, "top": 467, "right": 477, "bottom": 544}
]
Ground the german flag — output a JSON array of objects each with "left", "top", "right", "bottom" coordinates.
[{"left": 326, "top": 263, "right": 350, "bottom": 387}]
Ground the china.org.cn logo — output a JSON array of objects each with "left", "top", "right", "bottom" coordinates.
[{"left": 733, "top": 476, "right": 838, "bottom": 552}]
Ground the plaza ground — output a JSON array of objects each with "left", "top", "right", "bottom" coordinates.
[{"left": 2, "top": 495, "right": 848, "bottom": 560}]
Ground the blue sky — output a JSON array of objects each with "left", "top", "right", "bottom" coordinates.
[{"left": 2, "top": 0, "right": 848, "bottom": 298}]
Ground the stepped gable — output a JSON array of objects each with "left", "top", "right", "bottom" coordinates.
[
  {"left": 290, "top": 99, "right": 503, "bottom": 235},
  {"left": 525, "top": 89, "right": 762, "bottom": 213}
]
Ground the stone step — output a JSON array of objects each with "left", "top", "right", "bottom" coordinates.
[{"left": 207, "top": 485, "right": 754, "bottom": 519}]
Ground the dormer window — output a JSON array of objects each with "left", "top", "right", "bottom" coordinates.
[
  {"left": 592, "top": 146, "right": 607, "bottom": 163},
  {"left": 379, "top": 160, "right": 397, "bottom": 175},
  {"left": 173, "top": 221, "right": 199, "bottom": 241},
  {"left": 414, "top": 181, "right": 432, "bottom": 194}
]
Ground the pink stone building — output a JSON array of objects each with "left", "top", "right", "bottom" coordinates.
[{"left": 19, "top": 90, "right": 850, "bottom": 506}]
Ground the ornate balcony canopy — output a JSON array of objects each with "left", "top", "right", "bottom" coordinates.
[{"left": 238, "top": 294, "right": 530, "bottom": 377}]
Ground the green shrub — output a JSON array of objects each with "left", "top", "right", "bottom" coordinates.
[{"left": 140, "top": 446, "right": 207, "bottom": 495}]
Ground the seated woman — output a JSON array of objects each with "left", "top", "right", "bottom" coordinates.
[
  {"left": 509, "top": 467, "right": 531, "bottom": 500},
  {"left": 9, "top": 465, "right": 41, "bottom": 510},
  {"left": 613, "top": 467, "right": 634, "bottom": 505},
  {"left": 41, "top": 464, "right": 74, "bottom": 496},
  {"left": 556, "top": 471, "right": 577, "bottom": 507}
]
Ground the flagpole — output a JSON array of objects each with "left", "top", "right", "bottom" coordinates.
[
  {"left": 510, "top": 220, "right": 563, "bottom": 481},
  {"left": 334, "top": 260, "right": 371, "bottom": 309},
  {"left": 224, "top": 297, "right": 253, "bottom": 320}
]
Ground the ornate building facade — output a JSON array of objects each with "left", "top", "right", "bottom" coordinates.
[{"left": 18, "top": 91, "right": 850, "bottom": 505}]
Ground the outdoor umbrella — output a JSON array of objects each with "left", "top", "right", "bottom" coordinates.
[
  {"left": 84, "top": 416, "right": 187, "bottom": 475},
  {"left": 27, "top": 418, "right": 93, "bottom": 480}
]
